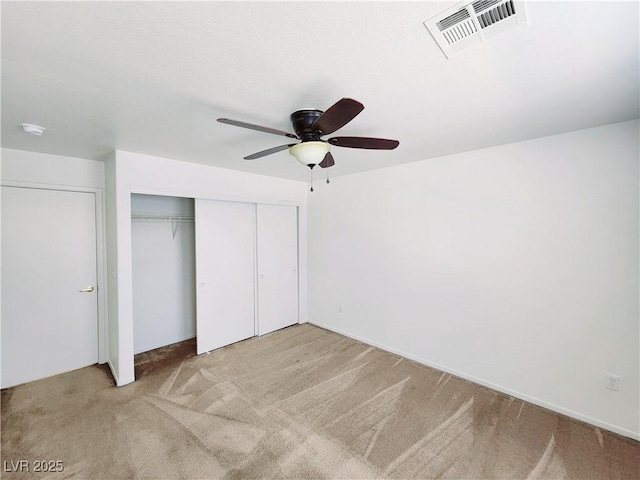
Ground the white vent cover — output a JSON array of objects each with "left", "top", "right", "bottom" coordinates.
[{"left": 424, "top": 0, "right": 528, "bottom": 58}]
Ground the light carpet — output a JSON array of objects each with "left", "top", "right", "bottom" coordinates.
[{"left": 2, "top": 323, "right": 639, "bottom": 479}]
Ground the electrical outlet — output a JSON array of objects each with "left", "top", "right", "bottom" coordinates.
[{"left": 605, "top": 374, "right": 619, "bottom": 391}]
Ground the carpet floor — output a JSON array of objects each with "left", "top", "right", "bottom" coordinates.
[{"left": 1, "top": 323, "right": 638, "bottom": 479}]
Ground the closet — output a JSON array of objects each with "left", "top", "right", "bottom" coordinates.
[
  {"left": 131, "top": 194, "right": 196, "bottom": 354},
  {"left": 132, "top": 194, "right": 299, "bottom": 357}
]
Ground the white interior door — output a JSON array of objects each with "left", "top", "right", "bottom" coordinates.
[
  {"left": 1, "top": 186, "right": 99, "bottom": 388},
  {"left": 195, "top": 199, "right": 255, "bottom": 354},
  {"left": 257, "top": 204, "right": 299, "bottom": 335}
]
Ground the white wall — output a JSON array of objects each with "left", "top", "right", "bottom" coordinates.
[
  {"left": 131, "top": 194, "right": 196, "bottom": 354},
  {"left": 104, "top": 152, "right": 121, "bottom": 381},
  {"left": 105, "top": 152, "right": 136, "bottom": 385},
  {"left": 1, "top": 148, "right": 104, "bottom": 188},
  {"left": 308, "top": 120, "right": 639, "bottom": 439},
  {"left": 110, "top": 150, "right": 309, "bottom": 385}
]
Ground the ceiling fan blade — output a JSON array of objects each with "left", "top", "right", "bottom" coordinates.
[
  {"left": 312, "top": 98, "right": 364, "bottom": 135},
  {"left": 244, "top": 144, "right": 297, "bottom": 160},
  {"left": 319, "top": 152, "right": 335, "bottom": 168},
  {"left": 328, "top": 136, "right": 399, "bottom": 150},
  {"left": 218, "top": 118, "right": 298, "bottom": 139}
]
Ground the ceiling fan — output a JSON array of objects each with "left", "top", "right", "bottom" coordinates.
[{"left": 217, "top": 98, "right": 399, "bottom": 173}]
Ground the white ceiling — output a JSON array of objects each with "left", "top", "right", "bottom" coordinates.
[{"left": 2, "top": 1, "right": 638, "bottom": 181}]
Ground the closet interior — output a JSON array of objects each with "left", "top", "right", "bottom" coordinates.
[{"left": 131, "top": 194, "right": 196, "bottom": 354}]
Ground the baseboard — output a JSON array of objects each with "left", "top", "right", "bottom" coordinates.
[
  {"left": 308, "top": 319, "right": 640, "bottom": 441},
  {"left": 107, "top": 359, "right": 135, "bottom": 387}
]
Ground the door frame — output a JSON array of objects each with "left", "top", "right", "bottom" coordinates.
[{"left": 1, "top": 181, "right": 108, "bottom": 364}]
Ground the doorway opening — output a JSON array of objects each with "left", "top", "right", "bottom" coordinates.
[{"left": 131, "top": 194, "right": 196, "bottom": 377}]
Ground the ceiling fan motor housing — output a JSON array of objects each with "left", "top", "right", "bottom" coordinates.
[{"left": 290, "top": 109, "right": 324, "bottom": 141}]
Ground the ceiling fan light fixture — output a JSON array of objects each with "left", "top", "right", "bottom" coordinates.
[{"left": 289, "top": 141, "right": 329, "bottom": 166}]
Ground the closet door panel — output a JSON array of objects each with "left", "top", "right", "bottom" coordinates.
[
  {"left": 195, "top": 199, "right": 255, "bottom": 354},
  {"left": 257, "top": 204, "right": 299, "bottom": 335}
]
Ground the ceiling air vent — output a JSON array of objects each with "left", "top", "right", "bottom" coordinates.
[{"left": 424, "top": 0, "right": 528, "bottom": 58}]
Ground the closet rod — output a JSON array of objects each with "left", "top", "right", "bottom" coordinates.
[{"left": 131, "top": 215, "right": 194, "bottom": 222}]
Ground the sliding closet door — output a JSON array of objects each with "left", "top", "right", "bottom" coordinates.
[
  {"left": 195, "top": 199, "right": 255, "bottom": 354},
  {"left": 257, "top": 204, "right": 299, "bottom": 335}
]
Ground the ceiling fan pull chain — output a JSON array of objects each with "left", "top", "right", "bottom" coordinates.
[
  {"left": 326, "top": 171, "right": 330, "bottom": 184},
  {"left": 309, "top": 164, "right": 314, "bottom": 192}
]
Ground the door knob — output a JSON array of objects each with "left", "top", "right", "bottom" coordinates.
[{"left": 79, "top": 286, "right": 95, "bottom": 293}]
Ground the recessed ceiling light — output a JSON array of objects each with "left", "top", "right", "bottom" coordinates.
[{"left": 21, "top": 123, "right": 46, "bottom": 136}]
